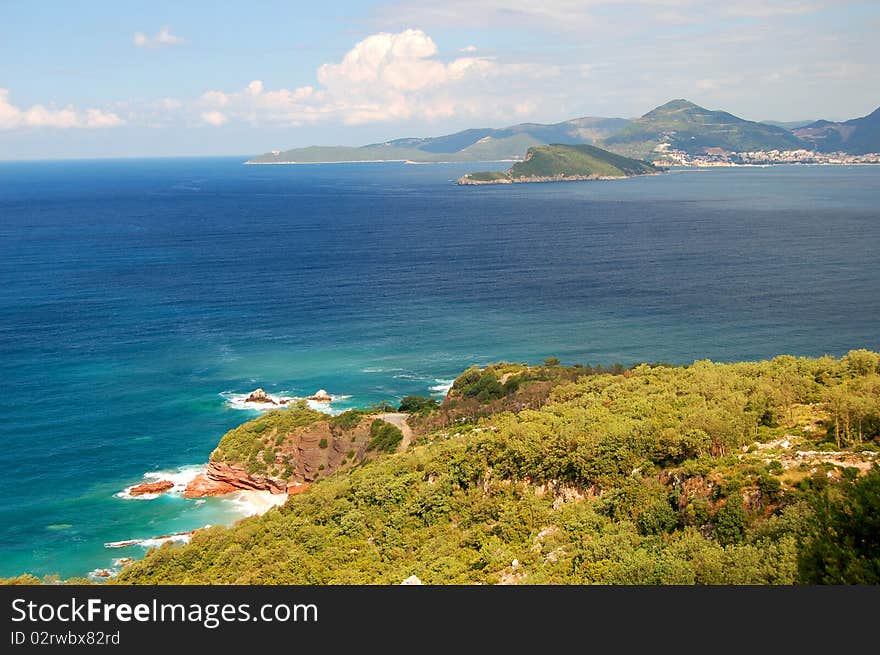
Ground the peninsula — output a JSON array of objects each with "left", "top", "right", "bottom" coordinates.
[
  {"left": 458, "top": 143, "right": 661, "bottom": 185},
  {"left": 103, "top": 351, "right": 880, "bottom": 585}
]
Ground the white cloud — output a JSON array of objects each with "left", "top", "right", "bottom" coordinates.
[
  {"left": 201, "top": 111, "right": 228, "bottom": 126},
  {"left": 0, "top": 89, "right": 124, "bottom": 130},
  {"left": 201, "top": 90, "right": 230, "bottom": 106},
  {"left": 191, "top": 29, "right": 557, "bottom": 127},
  {"left": 133, "top": 26, "right": 185, "bottom": 48},
  {"left": 460, "top": 45, "right": 478, "bottom": 53}
]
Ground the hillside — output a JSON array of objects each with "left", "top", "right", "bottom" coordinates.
[
  {"left": 794, "top": 106, "right": 880, "bottom": 154},
  {"left": 459, "top": 143, "right": 659, "bottom": 184},
  {"left": 112, "top": 351, "right": 880, "bottom": 585},
  {"left": 245, "top": 116, "right": 629, "bottom": 164},
  {"left": 605, "top": 99, "right": 806, "bottom": 159}
]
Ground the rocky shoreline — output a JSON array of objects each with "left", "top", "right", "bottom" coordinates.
[{"left": 457, "top": 172, "right": 659, "bottom": 185}]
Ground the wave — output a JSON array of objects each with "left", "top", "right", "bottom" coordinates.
[
  {"left": 220, "top": 390, "right": 300, "bottom": 411},
  {"left": 104, "top": 527, "right": 209, "bottom": 550},
  {"left": 430, "top": 379, "right": 454, "bottom": 396},
  {"left": 115, "top": 464, "right": 206, "bottom": 500},
  {"left": 220, "top": 390, "right": 349, "bottom": 415}
]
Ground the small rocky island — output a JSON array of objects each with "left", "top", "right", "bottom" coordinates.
[{"left": 458, "top": 143, "right": 661, "bottom": 185}]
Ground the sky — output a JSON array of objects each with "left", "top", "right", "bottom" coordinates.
[{"left": 1, "top": 0, "right": 878, "bottom": 159}]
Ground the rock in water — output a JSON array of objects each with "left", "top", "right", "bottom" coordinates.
[
  {"left": 245, "top": 388, "right": 276, "bottom": 404},
  {"left": 129, "top": 480, "right": 174, "bottom": 496},
  {"left": 307, "top": 389, "right": 332, "bottom": 402}
]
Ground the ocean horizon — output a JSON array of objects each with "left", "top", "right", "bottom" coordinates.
[{"left": 1, "top": 157, "right": 878, "bottom": 579}]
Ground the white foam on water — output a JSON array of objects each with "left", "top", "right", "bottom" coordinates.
[
  {"left": 104, "top": 526, "right": 210, "bottom": 550},
  {"left": 221, "top": 390, "right": 349, "bottom": 413},
  {"left": 220, "top": 390, "right": 300, "bottom": 411},
  {"left": 115, "top": 464, "right": 206, "bottom": 500},
  {"left": 223, "top": 490, "right": 288, "bottom": 518},
  {"left": 430, "top": 379, "right": 454, "bottom": 396},
  {"left": 88, "top": 568, "right": 118, "bottom": 581}
]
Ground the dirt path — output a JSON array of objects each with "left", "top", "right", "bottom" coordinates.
[{"left": 370, "top": 412, "right": 414, "bottom": 451}]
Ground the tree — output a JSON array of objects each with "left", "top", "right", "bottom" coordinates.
[
  {"left": 399, "top": 395, "right": 439, "bottom": 414},
  {"left": 799, "top": 467, "right": 880, "bottom": 584}
]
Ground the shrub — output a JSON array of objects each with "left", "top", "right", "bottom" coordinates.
[
  {"left": 399, "top": 395, "right": 439, "bottom": 414},
  {"left": 330, "top": 410, "right": 364, "bottom": 431},
  {"left": 318, "top": 438, "right": 328, "bottom": 449},
  {"left": 713, "top": 496, "right": 746, "bottom": 545},
  {"left": 368, "top": 419, "right": 403, "bottom": 453}
]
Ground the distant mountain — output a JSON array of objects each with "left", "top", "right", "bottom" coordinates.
[
  {"left": 247, "top": 99, "right": 880, "bottom": 165},
  {"left": 459, "top": 143, "right": 659, "bottom": 184},
  {"left": 761, "top": 119, "right": 817, "bottom": 130},
  {"left": 793, "top": 106, "right": 880, "bottom": 154},
  {"left": 246, "top": 116, "right": 629, "bottom": 164},
  {"left": 604, "top": 99, "right": 805, "bottom": 159}
]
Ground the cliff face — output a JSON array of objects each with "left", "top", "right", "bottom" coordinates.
[
  {"left": 185, "top": 410, "right": 375, "bottom": 498},
  {"left": 184, "top": 462, "right": 285, "bottom": 497}
]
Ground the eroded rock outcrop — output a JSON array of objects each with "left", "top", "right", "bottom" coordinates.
[
  {"left": 129, "top": 480, "right": 174, "bottom": 496},
  {"left": 184, "top": 461, "right": 286, "bottom": 498}
]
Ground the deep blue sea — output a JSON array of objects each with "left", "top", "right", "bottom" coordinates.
[{"left": 1, "top": 158, "right": 878, "bottom": 578}]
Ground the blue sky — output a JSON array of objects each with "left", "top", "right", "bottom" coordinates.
[{"left": 1, "top": 0, "right": 877, "bottom": 159}]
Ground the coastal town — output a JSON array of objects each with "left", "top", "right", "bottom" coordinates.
[{"left": 654, "top": 144, "right": 880, "bottom": 167}]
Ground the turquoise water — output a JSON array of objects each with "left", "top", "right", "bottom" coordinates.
[{"left": 0, "top": 159, "right": 878, "bottom": 578}]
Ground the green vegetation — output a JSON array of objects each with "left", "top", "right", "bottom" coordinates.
[
  {"left": 329, "top": 409, "right": 367, "bottom": 431},
  {"left": 367, "top": 418, "right": 403, "bottom": 453},
  {"left": 368, "top": 419, "right": 404, "bottom": 453},
  {"left": 461, "top": 144, "right": 658, "bottom": 184},
  {"left": 605, "top": 99, "right": 805, "bottom": 159},
  {"left": 509, "top": 144, "right": 657, "bottom": 178},
  {"left": 463, "top": 171, "right": 510, "bottom": 182},
  {"left": 112, "top": 350, "right": 880, "bottom": 585},
  {"left": 212, "top": 404, "right": 326, "bottom": 474},
  {"left": 398, "top": 395, "right": 439, "bottom": 414}
]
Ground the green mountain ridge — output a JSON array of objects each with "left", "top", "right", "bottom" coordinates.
[
  {"left": 460, "top": 143, "right": 659, "bottom": 184},
  {"left": 793, "top": 106, "right": 880, "bottom": 154},
  {"left": 605, "top": 99, "right": 806, "bottom": 159},
  {"left": 247, "top": 116, "right": 629, "bottom": 164}
]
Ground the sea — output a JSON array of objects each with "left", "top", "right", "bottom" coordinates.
[{"left": 0, "top": 157, "right": 878, "bottom": 579}]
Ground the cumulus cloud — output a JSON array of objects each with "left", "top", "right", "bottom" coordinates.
[
  {"left": 0, "top": 89, "right": 124, "bottom": 130},
  {"left": 191, "top": 29, "right": 558, "bottom": 127},
  {"left": 200, "top": 111, "right": 228, "bottom": 126},
  {"left": 134, "top": 26, "right": 185, "bottom": 48}
]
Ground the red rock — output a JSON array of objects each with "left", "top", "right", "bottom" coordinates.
[
  {"left": 183, "top": 474, "right": 238, "bottom": 498},
  {"left": 129, "top": 480, "right": 174, "bottom": 496},
  {"left": 183, "top": 462, "right": 287, "bottom": 498},
  {"left": 287, "top": 481, "right": 310, "bottom": 495}
]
